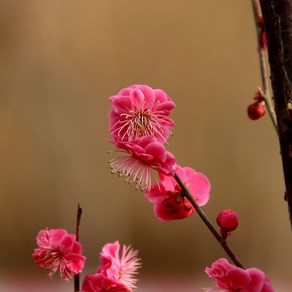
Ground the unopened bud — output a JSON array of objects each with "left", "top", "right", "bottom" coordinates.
[
  {"left": 217, "top": 209, "right": 238, "bottom": 236},
  {"left": 247, "top": 101, "right": 265, "bottom": 120}
]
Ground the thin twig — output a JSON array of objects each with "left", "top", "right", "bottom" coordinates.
[
  {"left": 251, "top": 0, "right": 279, "bottom": 134},
  {"left": 74, "top": 204, "right": 83, "bottom": 292},
  {"left": 174, "top": 173, "right": 245, "bottom": 269}
]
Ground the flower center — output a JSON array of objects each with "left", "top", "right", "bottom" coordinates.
[
  {"left": 163, "top": 184, "right": 192, "bottom": 213},
  {"left": 113, "top": 100, "right": 170, "bottom": 141},
  {"left": 124, "top": 108, "right": 162, "bottom": 140},
  {"left": 132, "top": 110, "right": 152, "bottom": 134}
]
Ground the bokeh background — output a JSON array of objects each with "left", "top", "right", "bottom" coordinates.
[{"left": 0, "top": 0, "right": 291, "bottom": 291}]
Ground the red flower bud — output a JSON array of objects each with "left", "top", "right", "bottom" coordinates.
[
  {"left": 217, "top": 209, "right": 238, "bottom": 235},
  {"left": 247, "top": 101, "right": 265, "bottom": 120}
]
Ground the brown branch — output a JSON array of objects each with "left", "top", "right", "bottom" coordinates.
[
  {"left": 174, "top": 173, "right": 245, "bottom": 269},
  {"left": 74, "top": 204, "right": 83, "bottom": 292},
  {"left": 260, "top": 0, "right": 292, "bottom": 227}
]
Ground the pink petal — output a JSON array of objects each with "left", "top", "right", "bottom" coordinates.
[
  {"left": 134, "top": 85, "right": 155, "bottom": 107},
  {"left": 109, "top": 96, "right": 132, "bottom": 114},
  {"left": 130, "top": 89, "right": 144, "bottom": 107},
  {"left": 154, "top": 100, "right": 176, "bottom": 112},
  {"left": 154, "top": 89, "right": 168, "bottom": 102},
  {"left": 144, "top": 183, "right": 167, "bottom": 203},
  {"left": 241, "top": 268, "right": 265, "bottom": 292},
  {"left": 225, "top": 267, "right": 251, "bottom": 289},
  {"left": 144, "top": 142, "right": 167, "bottom": 163},
  {"left": 50, "top": 229, "right": 67, "bottom": 245}
]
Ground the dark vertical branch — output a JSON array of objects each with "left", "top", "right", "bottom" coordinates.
[
  {"left": 74, "top": 204, "right": 83, "bottom": 292},
  {"left": 260, "top": 0, "right": 292, "bottom": 227}
]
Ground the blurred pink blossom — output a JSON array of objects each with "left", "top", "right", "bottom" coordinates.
[
  {"left": 204, "top": 258, "right": 274, "bottom": 292},
  {"left": 109, "top": 84, "right": 175, "bottom": 143},
  {"left": 145, "top": 165, "right": 210, "bottom": 221},
  {"left": 109, "top": 136, "right": 176, "bottom": 191},
  {"left": 32, "top": 228, "right": 86, "bottom": 281},
  {"left": 81, "top": 273, "right": 130, "bottom": 292},
  {"left": 81, "top": 241, "right": 141, "bottom": 292}
]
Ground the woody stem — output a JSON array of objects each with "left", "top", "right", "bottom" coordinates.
[
  {"left": 174, "top": 173, "right": 245, "bottom": 269},
  {"left": 74, "top": 204, "right": 83, "bottom": 292}
]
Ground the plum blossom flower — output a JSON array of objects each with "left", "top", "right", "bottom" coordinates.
[
  {"left": 109, "top": 136, "right": 176, "bottom": 191},
  {"left": 204, "top": 258, "right": 274, "bottom": 292},
  {"left": 32, "top": 228, "right": 86, "bottom": 280},
  {"left": 144, "top": 164, "right": 210, "bottom": 221},
  {"left": 109, "top": 85, "right": 175, "bottom": 143},
  {"left": 81, "top": 241, "right": 141, "bottom": 292}
]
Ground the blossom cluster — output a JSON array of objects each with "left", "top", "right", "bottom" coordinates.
[
  {"left": 33, "top": 83, "right": 275, "bottom": 292},
  {"left": 108, "top": 84, "right": 274, "bottom": 291},
  {"left": 108, "top": 85, "right": 210, "bottom": 221},
  {"left": 33, "top": 229, "right": 140, "bottom": 292}
]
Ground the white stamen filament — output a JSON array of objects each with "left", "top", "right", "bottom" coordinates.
[
  {"left": 111, "top": 101, "right": 173, "bottom": 142},
  {"left": 109, "top": 155, "right": 156, "bottom": 191}
]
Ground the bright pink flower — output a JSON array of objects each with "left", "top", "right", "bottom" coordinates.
[
  {"left": 145, "top": 165, "right": 211, "bottom": 221},
  {"left": 109, "top": 136, "right": 176, "bottom": 191},
  {"left": 204, "top": 258, "right": 274, "bottom": 292},
  {"left": 81, "top": 241, "right": 141, "bottom": 292},
  {"left": 32, "top": 228, "right": 86, "bottom": 281},
  {"left": 109, "top": 85, "right": 175, "bottom": 143}
]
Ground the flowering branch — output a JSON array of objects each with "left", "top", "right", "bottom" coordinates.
[
  {"left": 251, "top": 0, "right": 278, "bottom": 134},
  {"left": 107, "top": 84, "right": 274, "bottom": 290},
  {"left": 74, "top": 204, "right": 83, "bottom": 292},
  {"left": 174, "top": 173, "right": 245, "bottom": 269}
]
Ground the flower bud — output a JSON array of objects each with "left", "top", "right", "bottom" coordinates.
[
  {"left": 217, "top": 209, "right": 238, "bottom": 234},
  {"left": 247, "top": 101, "right": 265, "bottom": 120}
]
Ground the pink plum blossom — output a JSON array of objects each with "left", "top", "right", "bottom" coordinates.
[
  {"left": 81, "top": 241, "right": 141, "bottom": 292},
  {"left": 32, "top": 228, "right": 86, "bottom": 281},
  {"left": 109, "top": 84, "right": 175, "bottom": 143},
  {"left": 109, "top": 136, "right": 176, "bottom": 191},
  {"left": 204, "top": 258, "right": 274, "bottom": 292},
  {"left": 144, "top": 164, "right": 210, "bottom": 221}
]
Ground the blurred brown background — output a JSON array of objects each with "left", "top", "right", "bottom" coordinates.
[{"left": 0, "top": 0, "right": 291, "bottom": 291}]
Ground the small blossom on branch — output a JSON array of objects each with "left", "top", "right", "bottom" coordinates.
[
  {"left": 109, "top": 84, "right": 175, "bottom": 143},
  {"left": 145, "top": 165, "right": 211, "bottom": 221},
  {"left": 204, "top": 258, "right": 274, "bottom": 292},
  {"left": 109, "top": 136, "right": 176, "bottom": 191},
  {"left": 217, "top": 209, "right": 238, "bottom": 239},
  {"left": 81, "top": 241, "right": 141, "bottom": 292},
  {"left": 247, "top": 87, "right": 266, "bottom": 120},
  {"left": 32, "top": 228, "right": 86, "bottom": 281}
]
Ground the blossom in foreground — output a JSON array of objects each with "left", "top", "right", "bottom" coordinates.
[
  {"left": 145, "top": 165, "right": 211, "bottom": 221},
  {"left": 204, "top": 258, "right": 274, "bottom": 292},
  {"left": 32, "top": 228, "right": 86, "bottom": 280},
  {"left": 109, "top": 136, "right": 176, "bottom": 191},
  {"left": 81, "top": 241, "right": 141, "bottom": 292},
  {"left": 109, "top": 84, "right": 175, "bottom": 143}
]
